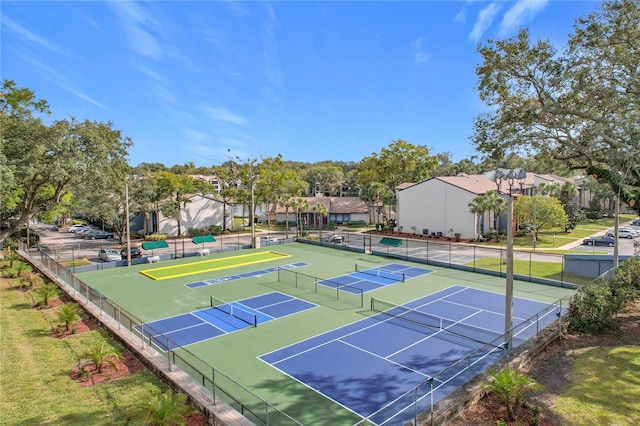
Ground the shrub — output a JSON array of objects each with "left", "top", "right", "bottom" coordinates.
[
  {"left": 187, "top": 227, "right": 202, "bottom": 236},
  {"left": 567, "top": 280, "right": 619, "bottom": 333},
  {"left": 145, "top": 234, "right": 168, "bottom": 241}
]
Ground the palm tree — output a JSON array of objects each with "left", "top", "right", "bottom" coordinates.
[
  {"left": 484, "top": 190, "right": 506, "bottom": 239},
  {"left": 57, "top": 303, "right": 80, "bottom": 331},
  {"left": 19, "top": 270, "right": 42, "bottom": 290},
  {"left": 80, "top": 342, "right": 123, "bottom": 374},
  {"left": 290, "top": 198, "right": 309, "bottom": 237},
  {"left": 312, "top": 202, "right": 328, "bottom": 238},
  {"left": 485, "top": 366, "right": 543, "bottom": 421},
  {"left": 2, "top": 248, "right": 20, "bottom": 269},
  {"left": 141, "top": 389, "right": 197, "bottom": 426},
  {"left": 35, "top": 283, "right": 59, "bottom": 307},
  {"left": 468, "top": 194, "right": 489, "bottom": 240},
  {"left": 279, "top": 195, "right": 294, "bottom": 239}
]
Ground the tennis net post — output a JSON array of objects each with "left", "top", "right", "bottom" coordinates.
[{"left": 210, "top": 295, "right": 257, "bottom": 327}]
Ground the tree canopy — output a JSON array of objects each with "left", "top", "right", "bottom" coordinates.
[
  {"left": 0, "top": 80, "right": 132, "bottom": 244},
  {"left": 473, "top": 0, "right": 640, "bottom": 213}
]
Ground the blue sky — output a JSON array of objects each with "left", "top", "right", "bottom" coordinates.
[{"left": 2, "top": 1, "right": 599, "bottom": 167}]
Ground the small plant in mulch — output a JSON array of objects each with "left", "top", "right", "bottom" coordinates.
[
  {"left": 485, "top": 366, "right": 544, "bottom": 422},
  {"left": 141, "top": 389, "right": 197, "bottom": 426},
  {"left": 34, "top": 283, "right": 60, "bottom": 308},
  {"left": 71, "top": 342, "right": 130, "bottom": 386},
  {"left": 53, "top": 303, "right": 81, "bottom": 335},
  {"left": 18, "top": 270, "right": 41, "bottom": 290}
]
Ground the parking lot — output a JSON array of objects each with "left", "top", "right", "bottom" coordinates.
[{"left": 32, "top": 223, "right": 282, "bottom": 263}]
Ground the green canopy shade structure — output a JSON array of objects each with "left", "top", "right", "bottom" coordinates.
[
  {"left": 192, "top": 235, "right": 216, "bottom": 244},
  {"left": 379, "top": 237, "right": 402, "bottom": 247},
  {"left": 142, "top": 240, "right": 170, "bottom": 250}
]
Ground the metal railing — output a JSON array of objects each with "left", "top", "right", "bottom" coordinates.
[{"left": 18, "top": 240, "right": 302, "bottom": 426}]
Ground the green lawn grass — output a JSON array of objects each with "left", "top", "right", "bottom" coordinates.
[
  {"left": 470, "top": 257, "right": 593, "bottom": 285},
  {"left": 0, "top": 264, "right": 171, "bottom": 425},
  {"left": 554, "top": 345, "right": 640, "bottom": 425},
  {"left": 483, "top": 214, "right": 636, "bottom": 250},
  {"left": 59, "top": 258, "right": 93, "bottom": 268}
]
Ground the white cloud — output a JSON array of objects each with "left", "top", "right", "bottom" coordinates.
[
  {"left": 500, "top": 0, "right": 549, "bottom": 36},
  {"left": 411, "top": 38, "right": 431, "bottom": 64},
  {"left": 204, "top": 107, "right": 247, "bottom": 126},
  {"left": 185, "top": 128, "right": 208, "bottom": 141},
  {"left": 261, "top": 4, "right": 285, "bottom": 97},
  {"left": 2, "top": 15, "right": 77, "bottom": 59},
  {"left": 108, "top": 2, "right": 164, "bottom": 60},
  {"left": 455, "top": 8, "right": 466, "bottom": 24},
  {"left": 469, "top": 2, "right": 502, "bottom": 42}
]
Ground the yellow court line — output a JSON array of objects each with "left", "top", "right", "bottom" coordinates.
[{"left": 140, "top": 251, "right": 291, "bottom": 281}]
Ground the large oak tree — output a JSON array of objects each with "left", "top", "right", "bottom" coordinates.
[
  {"left": 473, "top": 0, "right": 640, "bottom": 213},
  {"left": 0, "top": 80, "right": 131, "bottom": 244}
]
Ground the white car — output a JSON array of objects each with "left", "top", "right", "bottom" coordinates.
[
  {"left": 98, "top": 249, "right": 122, "bottom": 262},
  {"left": 67, "top": 224, "right": 87, "bottom": 233},
  {"left": 322, "top": 234, "right": 343, "bottom": 244},
  {"left": 606, "top": 228, "right": 636, "bottom": 239},
  {"left": 260, "top": 236, "right": 278, "bottom": 244}
]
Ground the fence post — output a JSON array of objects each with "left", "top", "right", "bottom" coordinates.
[{"left": 212, "top": 367, "right": 216, "bottom": 403}]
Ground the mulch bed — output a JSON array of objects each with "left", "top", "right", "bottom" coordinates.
[
  {"left": 49, "top": 301, "right": 209, "bottom": 425},
  {"left": 69, "top": 350, "right": 145, "bottom": 387},
  {"left": 448, "top": 299, "right": 640, "bottom": 425}
]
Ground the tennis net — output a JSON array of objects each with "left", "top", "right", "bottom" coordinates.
[
  {"left": 210, "top": 296, "right": 257, "bottom": 327},
  {"left": 355, "top": 264, "right": 405, "bottom": 282},
  {"left": 370, "top": 298, "right": 505, "bottom": 349}
]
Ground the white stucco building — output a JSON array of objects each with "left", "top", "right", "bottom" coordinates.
[
  {"left": 396, "top": 175, "right": 499, "bottom": 240},
  {"left": 150, "top": 194, "right": 233, "bottom": 236}
]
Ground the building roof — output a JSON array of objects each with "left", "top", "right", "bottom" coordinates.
[
  {"left": 400, "top": 172, "right": 575, "bottom": 196},
  {"left": 435, "top": 174, "right": 498, "bottom": 195},
  {"left": 532, "top": 173, "right": 574, "bottom": 185}
]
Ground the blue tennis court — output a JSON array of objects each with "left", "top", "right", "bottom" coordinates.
[
  {"left": 259, "top": 285, "right": 565, "bottom": 425},
  {"left": 186, "top": 262, "right": 308, "bottom": 288},
  {"left": 318, "top": 263, "right": 433, "bottom": 293},
  {"left": 137, "top": 292, "right": 316, "bottom": 351}
]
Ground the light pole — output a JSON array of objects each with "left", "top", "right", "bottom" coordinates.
[
  {"left": 486, "top": 167, "right": 527, "bottom": 353},
  {"left": 125, "top": 178, "right": 131, "bottom": 266}
]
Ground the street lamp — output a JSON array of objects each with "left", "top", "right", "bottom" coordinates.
[
  {"left": 125, "top": 177, "right": 131, "bottom": 266},
  {"left": 486, "top": 167, "right": 527, "bottom": 353}
]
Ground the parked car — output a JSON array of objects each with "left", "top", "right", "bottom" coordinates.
[
  {"left": 120, "top": 246, "right": 142, "bottom": 258},
  {"left": 83, "top": 230, "right": 114, "bottom": 240},
  {"left": 605, "top": 228, "right": 636, "bottom": 239},
  {"left": 67, "top": 224, "right": 87, "bottom": 233},
  {"left": 75, "top": 227, "right": 96, "bottom": 237},
  {"left": 322, "top": 234, "right": 343, "bottom": 244},
  {"left": 583, "top": 236, "right": 615, "bottom": 247},
  {"left": 98, "top": 248, "right": 122, "bottom": 262},
  {"left": 632, "top": 218, "right": 640, "bottom": 226},
  {"left": 619, "top": 227, "right": 640, "bottom": 236},
  {"left": 260, "top": 236, "right": 278, "bottom": 244}
]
